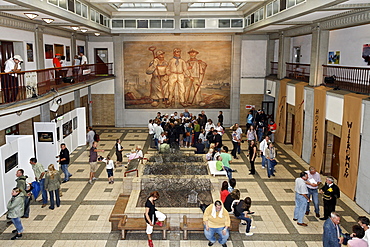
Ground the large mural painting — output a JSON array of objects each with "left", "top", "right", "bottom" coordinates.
[{"left": 124, "top": 41, "right": 231, "bottom": 109}]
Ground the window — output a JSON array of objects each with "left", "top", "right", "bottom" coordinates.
[
  {"left": 82, "top": 4, "right": 87, "bottom": 18},
  {"left": 112, "top": 20, "right": 124, "bottom": 28},
  {"left": 193, "top": 19, "right": 205, "bottom": 28},
  {"left": 219, "top": 19, "right": 230, "bottom": 28},
  {"left": 231, "top": 19, "right": 243, "bottom": 28},
  {"left": 90, "top": 9, "right": 96, "bottom": 21},
  {"left": 137, "top": 20, "right": 149, "bottom": 28},
  {"left": 48, "top": 0, "right": 58, "bottom": 6},
  {"left": 125, "top": 20, "right": 136, "bottom": 28},
  {"left": 59, "top": 0, "right": 67, "bottom": 9},
  {"left": 150, "top": 20, "right": 161, "bottom": 28},
  {"left": 5, "top": 125, "right": 19, "bottom": 135},
  {"left": 181, "top": 19, "right": 192, "bottom": 28},
  {"left": 67, "top": 0, "right": 74, "bottom": 12},
  {"left": 162, "top": 20, "right": 174, "bottom": 29},
  {"left": 75, "top": 1, "right": 81, "bottom": 15}
]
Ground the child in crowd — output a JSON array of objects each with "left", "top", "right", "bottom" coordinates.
[{"left": 103, "top": 155, "right": 114, "bottom": 184}]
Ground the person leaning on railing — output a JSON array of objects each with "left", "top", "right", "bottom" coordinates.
[{"left": 2, "top": 55, "right": 23, "bottom": 103}]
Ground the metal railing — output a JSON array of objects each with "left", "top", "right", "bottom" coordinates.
[
  {"left": 270, "top": 61, "right": 278, "bottom": 75},
  {"left": 286, "top": 62, "right": 310, "bottom": 82},
  {"left": 0, "top": 63, "right": 113, "bottom": 104},
  {"left": 323, "top": 65, "right": 370, "bottom": 94}
]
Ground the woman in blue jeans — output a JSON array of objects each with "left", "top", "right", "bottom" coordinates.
[
  {"left": 233, "top": 197, "right": 254, "bottom": 236},
  {"left": 44, "top": 164, "right": 62, "bottom": 210},
  {"left": 265, "top": 142, "right": 276, "bottom": 178},
  {"left": 7, "top": 187, "right": 24, "bottom": 240}
]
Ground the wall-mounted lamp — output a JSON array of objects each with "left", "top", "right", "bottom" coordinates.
[
  {"left": 80, "top": 28, "right": 88, "bottom": 33},
  {"left": 70, "top": 26, "right": 79, "bottom": 31},
  {"left": 42, "top": 18, "right": 54, "bottom": 24},
  {"left": 24, "top": 13, "right": 39, "bottom": 20},
  {"left": 94, "top": 32, "right": 100, "bottom": 36}
]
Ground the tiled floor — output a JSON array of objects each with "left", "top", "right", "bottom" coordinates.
[{"left": 1, "top": 127, "right": 370, "bottom": 247}]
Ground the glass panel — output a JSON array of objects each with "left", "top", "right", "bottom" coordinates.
[
  {"left": 137, "top": 20, "right": 149, "bottom": 28},
  {"left": 162, "top": 19, "right": 174, "bottom": 28},
  {"left": 273, "top": 1, "right": 279, "bottom": 14},
  {"left": 181, "top": 19, "right": 192, "bottom": 28},
  {"left": 193, "top": 19, "right": 205, "bottom": 28},
  {"left": 76, "top": 1, "right": 81, "bottom": 15},
  {"left": 287, "top": 0, "right": 295, "bottom": 8},
  {"left": 266, "top": 3, "right": 273, "bottom": 17},
  {"left": 150, "top": 20, "right": 161, "bottom": 28},
  {"left": 112, "top": 20, "right": 123, "bottom": 28},
  {"left": 100, "top": 14, "right": 104, "bottom": 25},
  {"left": 68, "top": 0, "right": 74, "bottom": 12},
  {"left": 59, "top": 0, "right": 67, "bottom": 9},
  {"left": 259, "top": 8, "right": 264, "bottom": 20},
  {"left": 48, "top": 0, "right": 58, "bottom": 6},
  {"left": 231, "top": 19, "right": 243, "bottom": 28},
  {"left": 82, "top": 4, "right": 87, "bottom": 18},
  {"left": 297, "top": 0, "right": 305, "bottom": 3},
  {"left": 246, "top": 16, "right": 251, "bottom": 26},
  {"left": 218, "top": 19, "right": 230, "bottom": 28},
  {"left": 125, "top": 20, "right": 136, "bottom": 28},
  {"left": 90, "top": 9, "right": 95, "bottom": 21}
]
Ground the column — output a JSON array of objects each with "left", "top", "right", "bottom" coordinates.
[
  {"left": 230, "top": 34, "right": 242, "bottom": 125},
  {"left": 265, "top": 37, "right": 276, "bottom": 76},
  {"left": 113, "top": 35, "right": 125, "bottom": 127},
  {"left": 34, "top": 25, "right": 45, "bottom": 70},
  {"left": 40, "top": 102, "right": 50, "bottom": 122},
  {"left": 88, "top": 86, "right": 93, "bottom": 127},
  {"left": 309, "top": 25, "right": 329, "bottom": 86},
  {"left": 74, "top": 90, "right": 80, "bottom": 108},
  {"left": 277, "top": 32, "right": 291, "bottom": 79},
  {"left": 71, "top": 33, "right": 77, "bottom": 61}
]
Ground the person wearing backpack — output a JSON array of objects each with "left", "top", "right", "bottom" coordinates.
[{"left": 233, "top": 197, "right": 254, "bottom": 236}]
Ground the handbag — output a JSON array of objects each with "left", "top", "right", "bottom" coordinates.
[{"left": 185, "top": 132, "right": 190, "bottom": 137}]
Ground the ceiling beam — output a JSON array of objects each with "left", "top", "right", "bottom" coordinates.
[{"left": 323, "top": 3, "right": 370, "bottom": 11}]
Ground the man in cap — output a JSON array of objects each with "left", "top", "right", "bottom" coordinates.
[
  {"left": 186, "top": 49, "right": 207, "bottom": 106},
  {"left": 166, "top": 48, "right": 192, "bottom": 107},
  {"left": 2, "top": 55, "right": 23, "bottom": 103},
  {"left": 146, "top": 50, "right": 168, "bottom": 107}
]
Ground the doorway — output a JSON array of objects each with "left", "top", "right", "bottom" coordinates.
[
  {"left": 293, "top": 46, "right": 301, "bottom": 63},
  {"left": 0, "top": 41, "right": 14, "bottom": 72},
  {"left": 285, "top": 112, "right": 295, "bottom": 144},
  {"left": 324, "top": 132, "right": 341, "bottom": 179},
  {"left": 94, "top": 48, "right": 108, "bottom": 74},
  {"left": 262, "top": 101, "right": 275, "bottom": 121}
]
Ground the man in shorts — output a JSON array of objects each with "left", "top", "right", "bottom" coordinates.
[{"left": 89, "top": 141, "right": 104, "bottom": 184}]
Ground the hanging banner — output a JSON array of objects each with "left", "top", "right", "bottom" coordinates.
[
  {"left": 292, "top": 82, "right": 308, "bottom": 157},
  {"left": 275, "top": 79, "right": 288, "bottom": 143},
  {"left": 310, "top": 86, "right": 331, "bottom": 172},
  {"left": 338, "top": 93, "right": 368, "bottom": 200},
  {"left": 24, "top": 71, "right": 38, "bottom": 98}
]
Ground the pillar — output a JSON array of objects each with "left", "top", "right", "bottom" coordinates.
[
  {"left": 34, "top": 25, "right": 45, "bottom": 70},
  {"left": 230, "top": 34, "right": 242, "bottom": 125},
  {"left": 309, "top": 25, "right": 329, "bottom": 86},
  {"left": 277, "top": 32, "right": 291, "bottom": 79},
  {"left": 40, "top": 102, "right": 50, "bottom": 122},
  {"left": 88, "top": 86, "right": 92, "bottom": 127},
  {"left": 71, "top": 33, "right": 77, "bottom": 61},
  {"left": 266, "top": 38, "right": 275, "bottom": 76},
  {"left": 74, "top": 90, "right": 80, "bottom": 108},
  {"left": 113, "top": 35, "right": 125, "bottom": 127}
]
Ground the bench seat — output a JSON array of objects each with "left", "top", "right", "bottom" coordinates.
[
  {"left": 109, "top": 194, "right": 129, "bottom": 231},
  {"left": 208, "top": 161, "right": 227, "bottom": 177}
]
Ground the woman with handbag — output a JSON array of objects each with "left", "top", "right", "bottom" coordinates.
[
  {"left": 44, "top": 164, "right": 62, "bottom": 210},
  {"left": 8, "top": 187, "right": 24, "bottom": 240}
]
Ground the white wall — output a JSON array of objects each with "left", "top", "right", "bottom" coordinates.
[
  {"left": 290, "top": 34, "right": 312, "bottom": 64},
  {"left": 329, "top": 24, "right": 370, "bottom": 67},
  {"left": 91, "top": 79, "right": 114, "bottom": 94},
  {"left": 0, "top": 26, "right": 36, "bottom": 71},
  {"left": 326, "top": 94, "right": 343, "bottom": 125},
  {"left": 273, "top": 39, "right": 279, "bottom": 62},
  {"left": 43, "top": 34, "right": 71, "bottom": 68},
  {"left": 0, "top": 107, "right": 40, "bottom": 130},
  {"left": 87, "top": 41, "right": 114, "bottom": 64},
  {"left": 286, "top": 84, "right": 295, "bottom": 105},
  {"left": 266, "top": 80, "right": 276, "bottom": 98},
  {"left": 80, "top": 87, "right": 88, "bottom": 96},
  {"left": 240, "top": 78, "right": 264, "bottom": 94},
  {"left": 241, "top": 40, "right": 267, "bottom": 77}
]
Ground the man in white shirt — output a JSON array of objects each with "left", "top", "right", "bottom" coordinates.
[
  {"left": 305, "top": 166, "right": 322, "bottom": 218},
  {"left": 259, "top": 136, "right": 269, "bottom": 169},
  {"left": 2, "top": 55, "right": 22, "bottom": 103},
  {"left": 148, "top": 119, "right": 155, "bottom": 148},
  {"left": 153, "top": 120, "right": 163, "bottom": 150},
  {"left": 79, "top": 52, "right": 88, "bottom": 65},
  {"left": 358, "top": 216, "right": 370, "bottom": 246},
  {"left": 293, "top": 172, "right": 310, "bottom": 226}
]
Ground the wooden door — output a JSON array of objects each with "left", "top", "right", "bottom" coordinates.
[
  {"left": 94, "top": 48, "right": 108, "bottom": 74},
  {"left": 0, "top": 41, "right": 14, "bottom": 72},
  {"left": 331, "top": 135, "right": 341, "bottom": 180}
]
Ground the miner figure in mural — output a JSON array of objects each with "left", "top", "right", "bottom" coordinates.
[
  {"left": 146, "top": 49, "right": 169, "bottom": 107},
  {"left": 186, "top": 49, "right": 207, "bottom": 106},
  {"left": 166, "top": 48, "right": 192, "bottom": 107}
]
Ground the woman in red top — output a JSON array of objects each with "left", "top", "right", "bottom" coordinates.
[
  {"left": 220, "top": 181, "right": 230, "bottom": 203},
  {"left": 268, "top": 120, "right": 277, "bottom": 143}
]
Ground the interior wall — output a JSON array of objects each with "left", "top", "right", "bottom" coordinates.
[
  {"left": 241, "top": 39, "right": 268, "bottom": 77},
  {"left": 328, "top": 24, "right": 370, "bottom": 67},
  {"left": 273, "top": 40, "right": 279, "bottom": 62},
  {"left": 290, "top": 34, "right": 312, "bottom": 64},
  {"left": 240, "top": 94, "right": 264, "bottom": 126},
  {"left": 87, "top": 41, "right": 114, "bottom": 64}
]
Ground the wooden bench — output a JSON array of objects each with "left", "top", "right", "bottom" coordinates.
[
  {"left": 118, "top": 215, "right": 170, "bottom": 240},
  {"left": 180, "top": 215, "right": 240, "bottom": 240},
  {"left": 208, "top": 161, "right": 227, "bottom": 177},
  {"left": 109, "top": 194, "right": 130, "bottom": 231}
]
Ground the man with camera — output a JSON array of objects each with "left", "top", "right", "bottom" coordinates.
[
  {"left": 88, "top": 141, "right": 104, "bottom": 184},
  {"left": 2, "top": 55, "right": 23, "bottom": 103}
]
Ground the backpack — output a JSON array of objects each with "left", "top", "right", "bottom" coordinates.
[{"left": 94, "top": 133, "right": 100, "bottom": 142}]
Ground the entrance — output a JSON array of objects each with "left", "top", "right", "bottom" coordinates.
[
  {"left": 323, "top": 131, "right": 341, "bottom": 179},
  {"left": 262, "top": 101, "right": 275, "bottom": 121},
  {"left": 94, "top": 48, "right": 108, "bottom": 74},
  {"left": 285, "top": 112, "right": 295, "bottom": 144},
  {"left": 0, "top": 41, "right": 14, "bottom": 72}
]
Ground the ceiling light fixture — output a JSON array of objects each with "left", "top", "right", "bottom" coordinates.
[
  {"left": 80, "top": 28, "right": 88, "bottom": 33},
  {"left": 24, "top": 13, "right": 39, "bottom": 20},
  {"left": 71, "top": 26, "right": 79, "bottom": 31},
  {"left": 42, "top": 18, "right": 54, "bottom": 24},
  {"left": 94, "top": 32, "right": 100, "bottom": 36}
]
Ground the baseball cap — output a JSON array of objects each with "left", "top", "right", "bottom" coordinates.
[{"left": 13, "top": 55, "right": 23, "bottom": 62}]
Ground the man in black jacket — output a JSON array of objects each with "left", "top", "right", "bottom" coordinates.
[
  {"left": 58, "top": 143, "right": 72, "bottom": 183},
  {"left": 319, "top": 176, "right": 340, "bottom": 220}
]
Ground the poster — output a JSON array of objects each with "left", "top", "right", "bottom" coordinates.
[
  {"left": 123, "top": 41, "right": 231, "bottom": 109},
  {"left": 26, "top": 43, "right": 33, "bottom": 62},
  {"left": 328, "top": 51, "right": 340, "bottom": 64},
  {"left": 45, "top": 44, "right": 53, "bottom": 59},
  {"left": 24, "top": 72, "right": 38, "bottom": 98},
  {"left": 362, "top": 44, "right": 370, "bottom": 65}
]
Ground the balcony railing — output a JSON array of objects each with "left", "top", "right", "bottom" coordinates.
[
  {"left": 323, "top": 65, "right": 370, "bottom": 94},
  {"left": 286, "top": 62, "right": 310, "bottom": 82},
  {"left": 270, "top": 61, "right": 278, "bottom": 75},
  {"left": 0, "top": 63, "right": 113, "bottom": 105}
]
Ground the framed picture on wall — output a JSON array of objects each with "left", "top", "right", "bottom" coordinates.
[
  {"left": 66, "top": 46, "right": 71, "bottom": 61},
  {"left": 77, "top": 46, "right": 85, "bottom": 54},
  {"left": 27, "top": 43, "right": 34, "bottom": 62},
  {"left": 45, "top": 44, "right": 53, "bottom": 59}
]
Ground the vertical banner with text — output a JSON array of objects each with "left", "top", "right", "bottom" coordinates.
[
  {"left": 275, "top": 80, "right": 287, "bottom": 143},
  {"left": 338, "top": 93, "right": 368, "bottom": 200},
  {"left": 292, "top": 82, "right": 308, "bottom": 157},
  {"left": 310, "top": 86, "right": 331, "bottom": 172}
]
